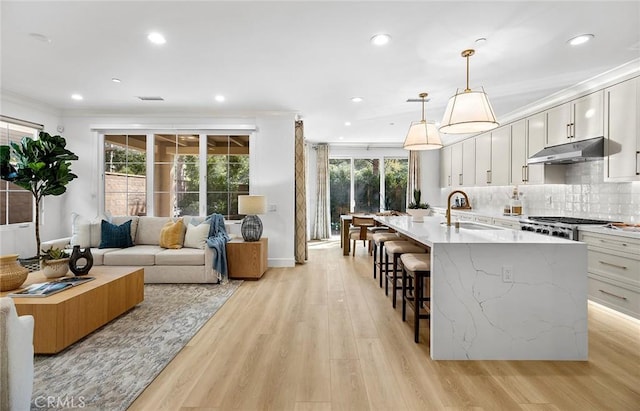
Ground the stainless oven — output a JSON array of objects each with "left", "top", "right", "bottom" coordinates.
[{"left": 519, "top": 216, "right": 616, "bottom": 241}]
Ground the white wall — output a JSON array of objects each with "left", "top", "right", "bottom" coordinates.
[{"left": 1, "top": 95, "right": 296, "bottom": 265}]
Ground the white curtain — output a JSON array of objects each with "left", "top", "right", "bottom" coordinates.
[
  {"left": 406, "top": 150, "right": 421, "bottom": 208},
  {"left": 312, "top": 144, "right": 331, "bottom": 239}
]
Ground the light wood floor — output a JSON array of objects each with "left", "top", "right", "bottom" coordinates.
[{"left": 129, "top": 239, "right": 640, "bottom": 410}]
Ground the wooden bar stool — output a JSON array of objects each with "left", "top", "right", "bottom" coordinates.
[
  {"left": 400, "top": 253, "right": 431, "bottom": 343},
  {"left": 372, "top": 232, "right": 400, "bottom": 282},
  {"left": 384, "top": 241, "right": 427, "bottom": 308}
]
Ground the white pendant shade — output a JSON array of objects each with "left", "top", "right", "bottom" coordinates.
[
  {"left": 403, "top": 120, "right": 442, "bottom": 150},
  {"left": 439, "top": 88, "right": 499, "bottom": 134}
]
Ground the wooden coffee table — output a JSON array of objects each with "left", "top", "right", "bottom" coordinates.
[{"left": 0, "top": 266, "right": 144, "bottom": 354}]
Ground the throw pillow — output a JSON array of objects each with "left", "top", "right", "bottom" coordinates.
[
  {"left": 159, "top": 218, "right": 186, "bottom": 249},
  {"left": 184, "top": 221, "right": 210, "bottom": 249},
  {"left": 99, "top": 220, "right": 134, "bottom": 249},
  {"left": 70, "top": 212, "right": 91, "bottom": 248}
]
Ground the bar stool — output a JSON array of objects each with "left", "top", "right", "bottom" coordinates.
[
  {"left": 384, "top": 241, "right": 427, "bottom": 308},
  {"left": 372, "top": 232, "right": 400, "bottom": 281},
  {"left": 400, "top": 253, "right": 431, "bottom": 343}
]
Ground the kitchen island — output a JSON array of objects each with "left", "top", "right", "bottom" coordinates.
[{"left": 376, "top": 215, "right": 588, "bottom": 361}]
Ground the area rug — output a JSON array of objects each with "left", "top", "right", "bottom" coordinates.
[{"left": 31, "top": 281, "right": 241, "bottom": 411}]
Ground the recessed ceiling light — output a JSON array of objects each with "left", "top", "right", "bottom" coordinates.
[
  {"left": 568, "top": 34, "right": 595, "bottom": 46},
  {"left": 370, "top": 33, "right": 391, "bottom": 46},
  {"left": 351, "top": 97, "right": 363, "bottom": 103},
  {"left": 338, "top": 136, "right": 344, "bottom": 140},
  {"left": 111, "top": 78, "right": 121, "bottom": 83},
  {"left": 147, "top": 32, "right": 166, "bottom": 45},
  {"left": 71, "top": 94, "right": 83, "bottom": 101},
  {"left": 345, "top": 121, "right": 351, "bottom": 126},
  {"left": 214, "top": 95, "right": 225, "bottom": 102}
]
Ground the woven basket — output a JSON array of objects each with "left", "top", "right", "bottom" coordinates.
[{"left": 0, "top": 254, "right": 30, "bottom": 291}]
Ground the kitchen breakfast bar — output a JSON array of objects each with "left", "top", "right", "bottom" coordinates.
[{"left": 375, "top": 215, "right": 588, "bottom": 361}]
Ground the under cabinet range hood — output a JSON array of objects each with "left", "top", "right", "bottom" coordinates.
[{"left": 527, "top": 136, "right": 604, "bottom": 165}]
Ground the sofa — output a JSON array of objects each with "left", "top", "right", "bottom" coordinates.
[
  {"left": 0, "top": 297, "right": 34, "bottom": 411},
  {"left": 42, "top": 214, "right": 229, "bottom": 284}
]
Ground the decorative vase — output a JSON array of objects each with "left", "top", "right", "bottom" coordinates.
[
  {"left": 69, "top": 245, "right": 93, "bottom": 276},
  {"left": 0, "top": 254, "right": 29, "bottom": 291},
  {"left": 406, "top": 208, "right": 432, "bottom": 222},
  {"left": 42, "top": 258, "right": 70, "bottom": 279}
]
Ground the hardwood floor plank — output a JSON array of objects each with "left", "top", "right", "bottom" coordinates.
[
  {"left": 330, "top": 359, "right": 370, "bottom": 411},
  {"left": 130, "top": 240, "right": 640, "bottom": 411}
]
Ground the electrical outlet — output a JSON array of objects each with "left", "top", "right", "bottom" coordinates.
[
  {"left": 545, "top": 195, "right": 552, "bottom": 205},
  {"left": 502, "top": 265, "right": 514, "bottom": 283},
  {"left": 268, "top": 204, "right": 277, "bottom": 212}
]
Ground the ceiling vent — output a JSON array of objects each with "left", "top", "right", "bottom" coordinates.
[{"left": 137, "top": 96, "right": 164, "bottom": 101}]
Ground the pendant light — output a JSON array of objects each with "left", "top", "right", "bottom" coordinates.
[
  {"left": 403, "top": 92, "right": 442, "bottom": 150},
  {"left": 439, "top": 49, "right": 499, "bottom": 134}
]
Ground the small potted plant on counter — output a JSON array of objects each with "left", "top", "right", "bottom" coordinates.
[{"left": 406, "top": 189, "right": 431, "bottom": 222}]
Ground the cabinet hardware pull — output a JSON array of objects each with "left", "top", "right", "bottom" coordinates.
[
  {"left": 636, "top": 151, "right": 639, "bottom": 175},
  {"left": 567, "top": 123, "right": 571, "bottom": 139},
  {"left": 459, "top": 173, "right": 463, "bottom": 185},
  {"left": 486, "top": 170, "right": 491, "bottom": 184},
  {"left": 599, "top": 260, "right": 627, "bottom": 270},
  {"left": 598, "top": 289, "right": 628, "bottom": 301},
  {"left": 599, "top": 239, "right": 627, "bottom": 246},
  {"left": 522, "top": 166, "right": 526, "bottom": 182}
]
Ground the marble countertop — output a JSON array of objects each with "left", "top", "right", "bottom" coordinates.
[
  {"left": 375, "top": 215, "right": 577, "bottom": 246},
  {"left": 430, "top": 207, "right": 524, "bottom": 221},
  {"left": 578, "top": 225, "right": 640, "bottom": 240}
]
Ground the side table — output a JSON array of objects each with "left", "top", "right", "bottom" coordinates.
[{"left": 226, "top": 237, "right": 268, "bottom": 280}]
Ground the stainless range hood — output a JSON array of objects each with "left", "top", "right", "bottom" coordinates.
[{"left": 527, "top": 136, "right": 604, "bottom": 165}]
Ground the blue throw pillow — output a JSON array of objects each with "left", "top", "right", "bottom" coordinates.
[{"left": 99, "top": 219, "right": 134, "bottom": 249}]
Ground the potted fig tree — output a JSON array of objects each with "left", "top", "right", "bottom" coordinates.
[
  {"left": 406, "top": 189, "right": 431, "bottom": 222},
  {"left": 0, "top": 131, "right": 78, "bottom": 263}
]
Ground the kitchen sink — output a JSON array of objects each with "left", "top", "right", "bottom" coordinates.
[{"left": 440, "top": 221, "right": 504, "bottom": 230}]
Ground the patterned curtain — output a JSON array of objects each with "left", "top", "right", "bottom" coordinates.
[
  {"left": 294, "top": 120, "right": 308, "bottom": 263},
  {"left": 312, "top": 144, "right": 331, "bottom": 239},
  {"left": 406, "top": 150, "right": 421, "bottom": 208}
]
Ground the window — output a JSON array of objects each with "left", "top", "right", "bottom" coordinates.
[
  {"left": 329, "top": 155, "right": 407, "bottom": 234},
  {"left": 103, "top": 132, "right": 249, "bottom": 219},
  {"left": 0, "top": 119, "right": 38, "bottom": 225},
  {"left": 206, "top": 135, "right": 249, "bottom": 218},
  {"left": 104, "top": 135, "right": 147, "bottom": 216}
]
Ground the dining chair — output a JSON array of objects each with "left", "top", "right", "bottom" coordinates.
[{"left": 349, "top": 216, "right": 375, "bottom": 256}]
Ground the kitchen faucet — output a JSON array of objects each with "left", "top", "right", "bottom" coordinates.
[{"left": 446, "top": 190, "right": 471, "bottom": 226}]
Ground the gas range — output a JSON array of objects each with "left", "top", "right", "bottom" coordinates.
[{"left": 519, "top": 216, "right": 617, "bottom": 240}]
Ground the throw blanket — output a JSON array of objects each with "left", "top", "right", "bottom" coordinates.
[{"left": 206, "top": 213, "right": 230, "bottom": 279}]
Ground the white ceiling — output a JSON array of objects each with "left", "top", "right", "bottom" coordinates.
[{"left": 1, "top": 1, "right": 639, "bottom": 146}]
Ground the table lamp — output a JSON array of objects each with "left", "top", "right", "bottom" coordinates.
[{"left": 238, "top": 195, "right": 267, "bottom": 241}]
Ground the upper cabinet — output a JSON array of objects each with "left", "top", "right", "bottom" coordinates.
[
  {"left": 546, "top": 91, "right": 604, "bottom": 147},
  {"left": 475, "top": 133, "right": 491, "bottom": 186},
  {"left": 605, "top": 77, "right": 639, "bottom": 181},
  {"left": 490, "top": 126, "right": 510, "bottom": 186},
  {"left": 440, "top": 145, "right": 452, "bottom": 188},
  {"left": 451, "top": 142, "right": 463, "bottom": 186},
  {"left": 461, "top": 138, "right": 476, "bottom": 186},
  {"left": 511, "top": 114, "right": 564, "bottom": 185}
]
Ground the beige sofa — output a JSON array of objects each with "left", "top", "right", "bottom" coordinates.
[{"left": 42, "top": 215, "right": 226, "bottom": 284}]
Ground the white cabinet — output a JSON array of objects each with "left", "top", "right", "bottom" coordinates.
[
  {"left": 605, "top": 77, "right": 639, "bottom": 181},
  {"left": 546, "top": 91, "right": 604, "bottom": 147},
  {"left": 450, "top": 139, "right": 475, "bottom": 186},
  {"left": 511, "top": 114, "right": 564, "bottom": 185},
  {"left": 462, "top": 138, "right": 476, "bottom": 186},
  {"left": 490, "top": 126, "right": 510, "bottom": 186},
  {"left": 451, "top": 142, "right": 463, "bottom": 186},
  {"left": 475, "top": 133, "right": 491, "bottom": 186},
  {"left": 511, "top": 119, "right": 528, "bottom": 185},
  {"left": 440, "top": 145, "right": 452, "bottom": 188},
  {"left": 580, "top": 230, "right": 640, "bottom": 319},
  {"left": 491, "top": 217, "right": 521, "bottom": 230}
]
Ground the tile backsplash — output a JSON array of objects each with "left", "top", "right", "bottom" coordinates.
[{"left": 439, "top": 160, "right": 640, "bottom": 223}]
